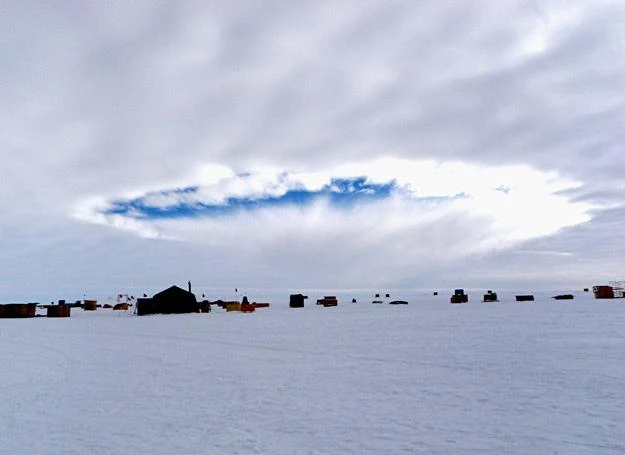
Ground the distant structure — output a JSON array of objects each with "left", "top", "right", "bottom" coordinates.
[
  {"left": 593, "top": 285, "right": 615, "bottom": 299},
  {"left": 47, "top": 300, "right": 71, "bottom": 318},
  {"left": 433, "top": 292, "right": 438, "bottom": 296},
  {"left": 0, "top": 303, "right": 37, "bottom": 318},
  {"left": 609, "top": 281, "right": 625, "bottom": 298},
  {"left": 241, "top": 301, "right": 256, "bottom": 313},
  {"left": 450, "top": 289, "right": 468, "bottom": 304},
  {"left": 515, "top": 295, "right": 535, "bottom": 302},
  {"left": 482, "top": 290, "right": 498, "bottom": 302},
  {"left": 317, "top": 296, "right": 338, "bottom": 307},
  {"left": 83, "top": 299, "right": 97, "bottom": 311},
  {"left": 199, "top": 300, "right": 211, "bottom": 313},
  {"left": 137, "top": 285, "right": 200, "bottom": 316},
  {"left": 253, "top": 302, "right": 270, "bottom": 309},
  {"left": 221, "top": 296, "right": 256, "bottom": 313},
  {"left": 389, "top": 300, "right": 408, "bottom": 305},
  {"left": 552, "top": 294, "right": 574, "bottom": 300},
  {"left": 289, "top": 294, "right": 307, "bottom": 308},
  {"left": 225, "top": 302, "right": 241, "bottom": 312},
  {"left": 116, "top": 294, "right": 132, "bottom": 309}
]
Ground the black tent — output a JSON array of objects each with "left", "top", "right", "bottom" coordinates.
[{"left": 137, "top": 285, "right": 199, "bottom": 316}]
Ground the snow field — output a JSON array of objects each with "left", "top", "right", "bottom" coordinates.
[{"left": 1, "top": 294, "right": 624, "bottom": 454}]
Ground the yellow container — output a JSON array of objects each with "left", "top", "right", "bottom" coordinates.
[{"left": 225, "top": 303, "right": 241, "bottom": 312}]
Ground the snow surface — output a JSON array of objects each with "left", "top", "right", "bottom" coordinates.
[{"left": 1, "top": 291, "right": 624, "bottom": 454}]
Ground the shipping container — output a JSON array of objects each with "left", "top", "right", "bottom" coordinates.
[
  {"left": 0, "top": 303, "right": 37, "bottom": 318},
  {"left": 593, "top": 285, "right": 615, "bottom": 299},
  {"left": 47, "top": 305, "right": 71, "bottom": 318}
]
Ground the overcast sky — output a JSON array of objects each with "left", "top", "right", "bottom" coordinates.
[{"left": 1, "top": 1, "right": 624, "bottom": 301}]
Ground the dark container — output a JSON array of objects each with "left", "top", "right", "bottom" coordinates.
[
  {"left": 136, "top": 298, "right": 156, "bottom": 315},
  {"left": 0, "top": 303, "right": 37, "bottom": 318},
  {"left": 83, "top": 300, "right": 97, "bottom": 311},
  {"left": 516, "top": 295, "right": 534, "bottom": 301},
  {"left": 289, "top": 294, "right": 306, "bottom": 308},
  {"left": 199, "top": 301, "right": 211, "bottom": 313},
  {"left": 450, "top": 294, "right": 468, "bottom": 304},
  {"left": 552, "top": 294, "right": 574, "bottom": 300},
  {"left": 593, "top": 286, "right": 614, "bottom": 299},
  {"left": 483, "top": 293, "right": 498, "bottom": 302},
  {"left": 47, "top": 305, "right": 71, "bottom": 318}
]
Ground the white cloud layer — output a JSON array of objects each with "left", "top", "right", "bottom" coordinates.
[{"left": 75, "top": 159, "right": 595, "bottom": 260}]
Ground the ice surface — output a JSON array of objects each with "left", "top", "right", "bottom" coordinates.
[{"left": 1, "top": 292, "right": 624, "bottom": 454}]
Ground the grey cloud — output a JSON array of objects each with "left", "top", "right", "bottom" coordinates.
[{"left": 1, "top": 1, "right": 624, "bottom": 299}]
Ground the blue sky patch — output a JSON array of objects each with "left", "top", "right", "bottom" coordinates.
[{"left": 104, "top": 177, "right": 401, "bottom": 219}]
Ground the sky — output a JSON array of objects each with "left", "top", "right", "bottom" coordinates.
[{"left": 1, "top": 1, "right": 624, "bottom": 302}]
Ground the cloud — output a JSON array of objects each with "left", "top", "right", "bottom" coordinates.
[
  {"left": 72, "top": 159, "right": 596, "bottom": 281},
  {"left": 0, "top": 1, "right": 624, "bottom": 298}
]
